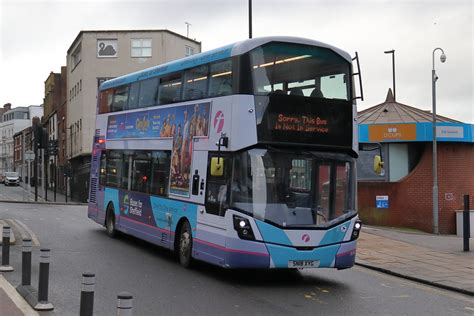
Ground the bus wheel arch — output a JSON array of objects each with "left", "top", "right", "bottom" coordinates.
[
  {"left": 105, "top": 202, "right": 117, "bottom": 238},
  {"left": 175, "top": 218, "right": 193, "bottom": 268}
]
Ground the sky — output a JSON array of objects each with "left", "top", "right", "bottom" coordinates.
[{"left": 0, "top": 0, "right": 472, "bottom": 123}]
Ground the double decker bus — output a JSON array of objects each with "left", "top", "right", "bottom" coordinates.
[{"left": 88, "top": 36, "right": 364, "bottom": 269}]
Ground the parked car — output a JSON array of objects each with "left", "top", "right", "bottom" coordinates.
[{"left": 4, "top": 172, "right": 20, "bottom": 186}]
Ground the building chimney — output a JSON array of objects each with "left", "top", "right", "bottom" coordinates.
[{"left": 32, "top": 116, "right": 41, "bottom": 127}]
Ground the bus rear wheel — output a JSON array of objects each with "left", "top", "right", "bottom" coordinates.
[
  {"left": 105, "top": 204, "right": 117, "bottom": 238},
  {"left": 178, "top": 221, "right": 193, "bottom": 268}
]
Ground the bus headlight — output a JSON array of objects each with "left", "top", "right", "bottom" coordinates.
[
  {"left": 351, "top": 220, "right": 362, "bottom": 240},
  {"left": 233, "top": 215, "right": 255, "bottom": 241}
]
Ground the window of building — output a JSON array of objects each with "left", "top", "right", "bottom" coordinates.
[
  {"left": 98, "top": 77, "right": 114, "bottom": 89},
  {"left": 185, "top": 45, "right": 194, "bottom": 57},
  {"left": 71, "top": 44, "right": 81, "bottom": 70},
  {"left": 131, "top": 39, "right": 152, "bottom": 58}
]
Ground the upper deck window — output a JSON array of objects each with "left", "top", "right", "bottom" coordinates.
[
  {"left": 138, "top": 77, "right": 159, "bottom": 108},
  {"left": 249, "top": 42, "right": 351, "bottom": 101},
  {"left": 99, "top": 89, "right": 114, "bottom": 114},
  {"left": 112, "top": 85, "right": 129, "bottom": 112},
  {"left": 158, "top": 73, "right": 182, "bottom": 104},
  {"left": 183, "top": 65, "right": 208, "bottom": 100},
  {"left": 209, "top": 59, "right": 232, "bottom": 97}
]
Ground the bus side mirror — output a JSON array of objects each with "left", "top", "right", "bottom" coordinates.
[
  {"left": 210, "top": 157, "right": 224, "bottom": 177},
  {"left": 373, "top": 155, "right": 384, "bottom": 175}
]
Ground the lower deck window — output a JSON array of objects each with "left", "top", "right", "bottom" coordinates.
[{"left": 99, "top": 149, "right": 171, "bottom": 196}]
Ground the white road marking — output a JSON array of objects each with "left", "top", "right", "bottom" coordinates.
[
  {"left": 13, "top": 219, "right": 40, "bottom": 246},
  {"left": 5, "top": 219, "right": 28, "bottom": 241}
]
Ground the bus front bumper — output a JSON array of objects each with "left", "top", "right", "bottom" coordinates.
[{"left": 195, "top": 239, "right": 358, "bottom": 269}]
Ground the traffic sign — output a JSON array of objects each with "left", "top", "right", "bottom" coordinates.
[{"left": 25, "top": 150, "right": 35, "bottom": 162}]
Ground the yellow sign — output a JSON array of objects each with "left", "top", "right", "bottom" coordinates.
[{"left": 369, "top": 124, "right": 417, "bottom": 142}]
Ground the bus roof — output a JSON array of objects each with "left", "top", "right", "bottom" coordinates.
[{"left": 100, "top": 36, "right": 352, "bottom": 91}]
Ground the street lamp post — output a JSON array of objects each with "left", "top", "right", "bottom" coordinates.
[
  {"left": 384, "top": 50, "right": 396, "bottom": 100},
  {"left": 432, "top": 47, "right": 446, "bottom": 235},
  {"left": 249, "top": 0, "right": 252, "bottom": 39}
]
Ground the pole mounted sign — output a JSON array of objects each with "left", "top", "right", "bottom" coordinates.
[{"left": 25, "top": 150, "right": 35, "bottom": 162}]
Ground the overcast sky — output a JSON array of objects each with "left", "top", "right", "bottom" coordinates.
[{"left": 0, "top": 0, "right": 472, "bottom": 123}]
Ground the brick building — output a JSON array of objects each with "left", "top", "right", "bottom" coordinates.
[
  {"left": 43, "top": 67, "right": 67, "bottom": 195},
  {"left": 357, "top": 89, "right": 474, "bottom": 234}
]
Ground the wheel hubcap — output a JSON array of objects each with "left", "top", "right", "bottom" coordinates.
[
  {"left": 180, "top": 230, "right": 190, "bottom": 257},
  {"left": 107, "top": 215, "right": 114, "bottom": 232}
]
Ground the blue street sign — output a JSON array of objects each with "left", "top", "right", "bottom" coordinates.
[{"left": 376, "top": 195, "right": 389, "bottom": 208}]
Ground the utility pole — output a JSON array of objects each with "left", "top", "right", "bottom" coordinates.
[{"left": 249, "top": 0, "right": 253, "bottom": 39}]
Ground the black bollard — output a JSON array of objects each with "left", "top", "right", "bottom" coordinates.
[
  {"left": 0, "top": 226, "right": 14, "bottom": 272},
  {"left": 117, "top": 292, "right": 133, "bottom": 316},
  {"left": 34, "top": 248, "right": 54, "bottom": 311},
  {"left": 463, "top": 195, "right": 470, "bottom": 252},
  {"left": 21, "top": 239, "right": 32, "bottom": 285},
  {"left": 79, "top": 273, "right": 95, "bottom": 316}
]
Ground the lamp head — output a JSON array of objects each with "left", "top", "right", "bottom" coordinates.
[{"left": 440, "top": 54, "right": 446, "bottom": 63}]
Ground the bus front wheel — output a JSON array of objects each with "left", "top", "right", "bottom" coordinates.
[
  {"left": 105, "top": 204, "right": 117, "bottom": 238},
  {"left": 178, "top": 221, "right": 193, "bottom": 268}
]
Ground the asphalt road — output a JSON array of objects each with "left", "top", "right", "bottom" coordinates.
[
  {"left": 0, "top": 192, "right": 472, "bottom": 315},
  {"left": 0, "top": 183, "right": 32, "bottom": 202}
]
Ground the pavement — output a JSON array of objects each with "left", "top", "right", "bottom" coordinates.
[
  {"left": 0, "top": 213, "right": 472, "bottom": 315},
  {"left": 357, "top": 225, "right": 474, "bottom": 296},
  {"left": 19, "top": 183, "right": 68, "bottom": 203}
]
